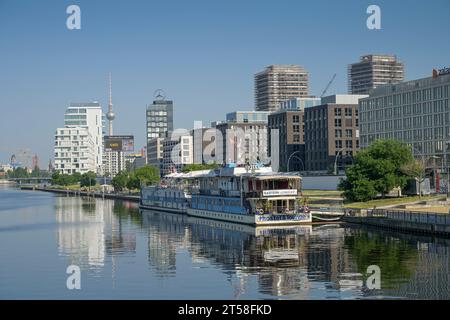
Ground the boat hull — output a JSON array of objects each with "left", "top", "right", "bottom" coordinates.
[
  {"left": 139, "top": 203, "right": 187, "bottom": 214},
  {"left": 311, "top": 212, "right": 344, "bottom": 222},
  {"left": 187, "top": 208, "right": 312, "bottom": 226}
]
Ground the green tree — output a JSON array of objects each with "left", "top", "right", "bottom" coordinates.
[
  {"left": 133, "top": 165, "right": 160, "bottom": 187},
  {"left": 339, "top": 139, "right": 413, "bottom": 202},
  {"left": 8, "top": 167, "right": 29, "bottom": 179},
  {"left": 111, "top": 171, "right": 129, "bottom": 191},
  {"left": 80, "top": 171, "right": 97, "bottom": 189},
  {"left": 181, "top": 163, "right": 219, "bottom": 173}
]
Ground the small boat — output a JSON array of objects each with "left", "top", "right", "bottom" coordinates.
[{"left": 311, "top": 208, "right": 345, "bottom": 222}]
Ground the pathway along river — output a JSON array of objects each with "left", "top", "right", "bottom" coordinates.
[{"left": 0, "top": 185, "right": 449, "bottom": 299}]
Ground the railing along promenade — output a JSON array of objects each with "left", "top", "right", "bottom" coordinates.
[{"left": 344, "top": 208, "right": 450, "bottom": 236}]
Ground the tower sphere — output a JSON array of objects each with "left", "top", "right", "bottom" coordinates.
[{"left": 106, "top": 111, "right": 115, "bottom": 120}]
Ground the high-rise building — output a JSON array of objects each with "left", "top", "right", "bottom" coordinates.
[
  {"left": 103, "top": 151, "right": 125, "bottom": 177},
  {"left": 146, "top": 95, "right": 174, "bottom": 164},
  {"left": 54, "top": 127, "right": 96, "bottom": 174},
  {"left": 359, "top": 69, "right": 450, "bottom": 167},
  {"left": 255, "top": 65, "right": 309, "bottom": 112},
  {"left": 304, "top": 95, "right": 367, "bottom": 172},
  {"left": 348, "top": 54, "right": 404, "bottom": 94},
  {"left": 63, "top": 102, "right": 104, "bottom": 174}
]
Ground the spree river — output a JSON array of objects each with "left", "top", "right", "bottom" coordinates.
[{"left": 0, "top": 186, "right": 449, "bottom": 299}]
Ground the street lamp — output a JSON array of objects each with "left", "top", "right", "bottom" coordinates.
[
  {"left": 287, "top": 151, "right": 305, "bottom": 173},
  {"left": 334, "top": 149, "right": 345, "bottom": 176}
]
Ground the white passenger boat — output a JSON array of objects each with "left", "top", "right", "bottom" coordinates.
[
  {"left": 139, "top": 170, "right": 208, "bottom": 213},
  {"left": 186, "top": 164, "right": 312, "bottom": 226},
  {"left": 140, "top": 185, "right": 190, "bottom": 213}
]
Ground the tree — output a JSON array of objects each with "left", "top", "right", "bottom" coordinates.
[
  {"left": 7, "top": 167, "right": 29, "bottom": 179},
  {"left": 31, "top": 167, "right": 41, "bottom": 177},
  {"left": 111, "top": 171, "right": 129, "bottom": 191},
  {"left": 338, "top": 139, "right": 413, "bottom": 202},
  {"left": 401, "top": 159, "right": 426, "bottom": 198},
  {"left": 181, "top": 163, "right": 219, "bottom": 173},
  {"left": 133, "top": 165, "right": 160, "bottom": 187},
  {"left": 80, "top": 171, "right": 97, "bottom": 189}
]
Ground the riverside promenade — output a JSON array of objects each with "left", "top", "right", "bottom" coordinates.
[
  {"left": 19, "top": 186, "right": 140, "bottom": 203},
  {"left": 344, "top": 209, "right": 450, "bottom": 237}
]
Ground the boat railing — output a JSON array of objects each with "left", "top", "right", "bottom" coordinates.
[
  {"left": 254, "top": 206, "right": 308, "bottom": 215},
  {"left": 245, "top": 190, "right": 302, "bottom": 198}
]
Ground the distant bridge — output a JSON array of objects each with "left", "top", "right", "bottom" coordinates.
[{"left": 8, "top": 177, "right": 52, "bottom": 185}]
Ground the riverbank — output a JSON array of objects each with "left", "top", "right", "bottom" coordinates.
[
  {"left": 344, "top": 211, "right": 450, "bottom": 237},
  {"left": 19, "top": 186, "right": 140, "bottom": 202}
]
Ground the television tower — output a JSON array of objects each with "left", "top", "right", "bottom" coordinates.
[{"left": 106, "top": 72, "right": 115, "bottom": 135}]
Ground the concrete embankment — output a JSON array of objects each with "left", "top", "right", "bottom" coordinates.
[
  {"left": 19, "top": 186, "right": 140, "bottom": 203},
  {"left": 344, "top": 215, "right": 450, "bottom": 237}
]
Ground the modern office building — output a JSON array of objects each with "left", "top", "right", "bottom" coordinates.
[
  {"left": 192, "top": 127, "right": 216, "bottom": 164},
  {"left": 161, "top": 134, "right": 193, "bottom": 175},
  {"left": 359, "top": 69, "right": 450, "bottom": 167},
  {"left": 255, "top": 65, "right": 309, "bottom": 112},
  {"left": 63, "top": 102, "right": 104, "bottom": 174},
  {"left": 348, "top": 54, "right": 404, "bottom": 94},
  {"left": 147, "top": 137, "right": 165, "bottom": 169},
  {"left": 102, "top": 150, "right": 125, "bottom": 177},
  {"left": 304, "top": 95, "right": 367, "bottom": 172},
  {"left": 146, "top": 98, "right": 174, "bottom": 163},
  {"left": 215, "top": 111, "right": 268, "bottom": 165},
  {"left": 268, "top": 110, "right": 305, "bottom": 172},
  {"left": 279, "top": 97, "right": 321, "bottom": 110},
  {"left": 54, "top": 127, "right": 96, "bottom": 174}
]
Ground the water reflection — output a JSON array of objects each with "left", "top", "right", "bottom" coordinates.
[
  {"left": 55, "top": 196, "right": 137, "bottom": 268},
  {"left": 26, "top": 192, "right": 450, "bottom": 299}
]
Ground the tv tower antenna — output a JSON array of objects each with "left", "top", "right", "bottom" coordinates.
[{"left": 106, "top": 72, "right": 115, "bottom": 135}]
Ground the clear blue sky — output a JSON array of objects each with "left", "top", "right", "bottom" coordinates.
[{"left": 1, "top": 0, "right": 449, "bottom": 167}]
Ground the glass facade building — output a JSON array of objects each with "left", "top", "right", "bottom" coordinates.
[
  {"left": 360, "top": 71, "right": 450, "bottom": 167},
  {"left": 146, "top": 99, "right": 174, "bottom": 165}
]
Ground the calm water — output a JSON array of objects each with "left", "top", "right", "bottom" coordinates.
[{"left": 0, "top": 186, "right": 449, "bottom": 299}]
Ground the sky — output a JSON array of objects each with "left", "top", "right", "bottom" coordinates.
[{"left": 1, "top": 0, "right": 450, "bottom": 167}]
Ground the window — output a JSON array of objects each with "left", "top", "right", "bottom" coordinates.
[
  {"left": 293, "top": 125, "right": 300, "bottom": 133},
  {"left": 345, "top": 108, "right": 352, "bottom": 117},
  {"left": 346, "top": 140, "right": 353, "bottom": 148},
  {"left": 346, "top": 129, "right": 352, "bottom": 138},
  {"left": 293, "top": 135, "right": 300, "bottom": 143},
  {"left": 335, "top": 119, "right": 342, "bottom": 127},
  {"left": 335, "top": 140, "right": 342, "bottom": 149},
  {"left": 334, "top": 108, "right": 342, "bottom": 116},
  {"left": 293, "top": 115, "right": 300, "bottom": 123},
  {"left": 335, "top": 129, "right": 342, "bottom": 138}
]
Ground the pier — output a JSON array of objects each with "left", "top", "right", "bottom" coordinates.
[{"left": 19, "top": 186, "right": 140, "bottom": 202}]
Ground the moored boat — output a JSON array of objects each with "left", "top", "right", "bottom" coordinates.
[{"left": 186, "top": 164, "right": 312, "bottom": 226}]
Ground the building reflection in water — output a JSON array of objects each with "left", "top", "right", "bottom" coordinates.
[
  {"left": 141, "top": 210, "right": 187, "bottom": 277},
  {"left": 55, "top": 198, "right": 449, "bottom": 299},
  {"left": 55, "top": 195, "right": 137, "bottom": 271}
]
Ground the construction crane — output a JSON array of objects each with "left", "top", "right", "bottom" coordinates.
[{"left": 320, "top": 73, "right": 337, "bottom": 98}]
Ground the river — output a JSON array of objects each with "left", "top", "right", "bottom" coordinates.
[{"left": 0, "top": 185, "right": 448, "bottom": 299}]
